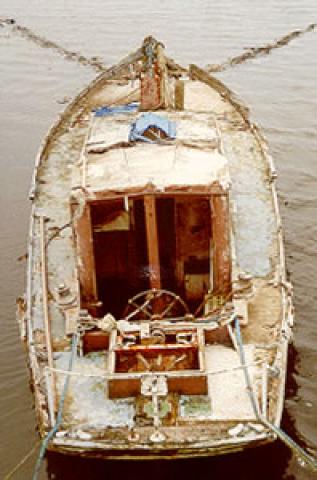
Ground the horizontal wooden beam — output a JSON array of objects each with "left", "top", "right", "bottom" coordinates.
[{"left": 85, "top": 181, "right": 227, "bottom": 204}]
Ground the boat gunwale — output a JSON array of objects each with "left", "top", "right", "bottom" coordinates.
[{"left": 50, "top": 431, "right": 272, "bottom": 460}]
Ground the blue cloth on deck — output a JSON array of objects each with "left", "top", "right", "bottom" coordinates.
[
  {"left": 93, "top": 102, "right": 139, "bottom": 117},
  {"left": 129, "top": 113, "right": 176, "bottom": 143}
]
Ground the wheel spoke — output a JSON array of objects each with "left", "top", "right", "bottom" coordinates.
[
  {"left": 160, "top": 296, "right": 177, "bottom": 317},
  {"left": 123, "top": 289, "right": 189, "bottom": 321},
  {"left": 125, "top": 298, "right": 152, "bottom": 320}
]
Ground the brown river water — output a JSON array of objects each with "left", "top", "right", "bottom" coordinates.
[{"left": 0, "top": 1, "right": 316, "bottom": 478}]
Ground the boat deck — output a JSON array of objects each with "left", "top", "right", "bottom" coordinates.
[
  {"left": 54, "top": 343, "right": 258, "bottom": 432},
  {"left": 30, "top": 80, "right": 280, "bottom": 338}
]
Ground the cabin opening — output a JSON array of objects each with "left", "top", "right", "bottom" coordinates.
[
  {"left": 90, "top": 198, "right": 148, "bottom": 318},
  {"left": 75, "top": 192, "right": 231, "bottom": 318}
]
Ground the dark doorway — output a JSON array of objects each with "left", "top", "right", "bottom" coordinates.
[
  {"left": 156, "top": 198, "right": 176, "bottom": 291},
  {"left": 91, "top": 198, "right": 148, "bottom": 318}
]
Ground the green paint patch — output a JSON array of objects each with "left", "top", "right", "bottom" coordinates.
[{"left": 179, "top": 395, "right": 212, "bottom": 418}]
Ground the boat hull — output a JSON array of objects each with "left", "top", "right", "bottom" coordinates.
[
  {"left": 21, "top": 37, "right": 293, "bottom": 462},
  {"left": 50, "top": 434, "right": 273, "bottom": 460}
]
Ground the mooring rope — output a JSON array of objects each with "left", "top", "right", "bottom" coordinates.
[
  {"left": 32, "top": 333, "right": 78, "bottom": 480},
  {"left": 1, "top": 17, "right": 316, "bottom": 74},
  {"left": 206, "top": 23, "right": 317, "bottom": 72},
  {"left": 234, "top": 317, "right": 317, "bottom": 472},
  {"left": 0, "top": 17, "right": 107, "bottom": 72}
]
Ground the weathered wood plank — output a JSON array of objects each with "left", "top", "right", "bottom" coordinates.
[
  {"left": 144, "top": 195, "right": 161, "bottom": 289},
  {"left": 39, "top": 215, "right": 57, "bottom": 410},
  {"left": 72, "top": 202, "right": 98, "bottom": 308},
  {"left": 212, "top": 194, "right": 231, "bottom": 294},
  {"left": 189, "top": 64, "right": 249, "bottom": 122},
  {"left": 174, "top": 79, "right": 185, "bottom": 110}
]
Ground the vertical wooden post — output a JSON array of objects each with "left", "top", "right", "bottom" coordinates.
[
  {"left": 39, "top": 215, "right": 57, "bottom": 411},
  {"left": 80, "top": 113, "right": 93, "bottom": 189},
  {"left": 174, "top": 80, "right": 185, "bottom": 111},
  {"left": 212, "top": 194, "right": 231, "bottom": 295},
  {"left": 140, "top": 70, "right": 161, "bottom": 111},
  {"left": 72, "top": 202, "right": 98, "bottom": 308},
  {"left": 157, "top": 43, "right": 172, "bottom": 109},
  {"left": 144, "top": 195, "right": 161, "bottom": 289},
  {"left": 262, "top": 362, "right": 268, "bottom": 419}
]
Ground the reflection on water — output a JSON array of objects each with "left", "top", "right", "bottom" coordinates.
[
  {"left": 1, "top": 1, "right": 317, "bottom": 479},
  {"left": 47, "top": 442, "right": 292, "bottom": 480}
]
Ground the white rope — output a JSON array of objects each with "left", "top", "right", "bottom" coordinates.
[
  {"left": 46, "top": 359, "right": 263, "bottom": 379},
  {"left": 235, "top": 317, "right": 317, "bottom": 472}
]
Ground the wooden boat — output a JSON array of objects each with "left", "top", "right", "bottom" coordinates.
[{"left": 19, "top": 37, "right": 295, "bottom": 460}]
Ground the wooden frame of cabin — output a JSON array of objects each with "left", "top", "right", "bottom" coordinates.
[{"left": 71, "top": 181, "right": 231, "bottom": 318}]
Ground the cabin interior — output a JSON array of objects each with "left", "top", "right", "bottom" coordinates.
[
  {"left": 74, "top": 191, "right": 231, "bottom": 321},
  {"left": 91, "top": 195, "right": 212, "bottom": 317}
]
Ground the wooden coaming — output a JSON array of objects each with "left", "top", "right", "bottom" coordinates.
[
  {"left": 211, "top": 194, "right": 231, "bottom": 295},
  {"left": 71, "top": 201, "right": 98, "bottom": 309}
]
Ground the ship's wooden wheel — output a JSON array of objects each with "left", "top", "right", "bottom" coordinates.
[{"left": 123, "top": 288, "right": 190, "bottom": 321}]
